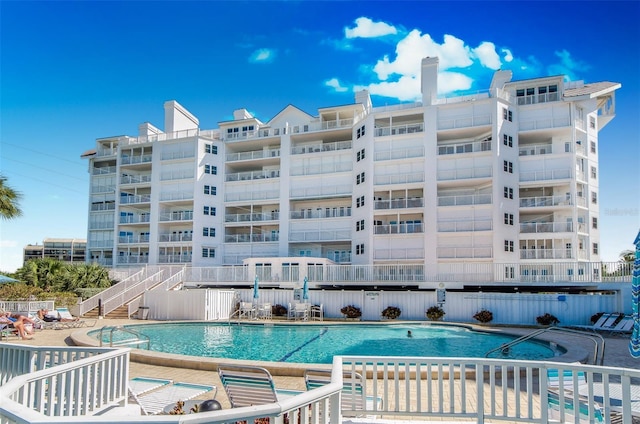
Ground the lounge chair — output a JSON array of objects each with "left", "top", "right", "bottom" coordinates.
[
  {"left": 218, "top": 363, "right": 293, "bottom": 408},
  {"left": 567, "top": 313, "right": 621, "bottom": 332},
  {"left": 129, "top": 377, "right": 173, "bottom": 396},
  {"left": 606, "top": 315, "right": 635, "bottom": 335},
  {"left": 546, "top": 367, "right": 604, "bottom": 423},
  {"left": 56, "top": 307, "right": 97, "bottom": 328},
  {"left": 304, "top": 368, "right": 382, "bottom": 416},
  {"left": 134, "top": 382, "right": 216, "bottom": 415}
]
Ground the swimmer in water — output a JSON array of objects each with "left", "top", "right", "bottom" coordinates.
[{"left": 407, "top": 330, "right": 413, "bottom": 338}]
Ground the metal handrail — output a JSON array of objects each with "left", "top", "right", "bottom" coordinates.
[
  {"left": 98, "top": 325, "right": 150, "bottom": 350},
  {"left": 485, "top": 326, "right": 605, "bottom": 365}
]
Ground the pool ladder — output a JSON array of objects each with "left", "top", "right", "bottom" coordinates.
[
  {"left": 485, "top": 327, "right": 605, "bottom": 365},
  {"left": 98, "top": 325, "right": 150, "bottom": 350}
]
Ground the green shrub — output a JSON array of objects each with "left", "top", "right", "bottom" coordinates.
[{"left": 426, "top": 305, "right": 445, "bottom": 321}]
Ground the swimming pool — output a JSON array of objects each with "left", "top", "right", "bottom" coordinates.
[{"left": 93, "top": 322, "right": 563, "bottom": 363}]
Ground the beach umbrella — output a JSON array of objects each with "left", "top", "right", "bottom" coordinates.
[
  {"left": 302, "top": 276, "right": 309, "bottom": 301},
  {"left": 0, "top": 275, "right": 19, "bottom": 284},
  {"left": 253, "top": 276, "right": 259, "bottom": 301},
  {"left": 629, "top": 230, "right": 640, "bottom": 358}
]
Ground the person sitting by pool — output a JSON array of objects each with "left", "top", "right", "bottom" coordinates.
[
  {"left": 37, "top": 309, "right": 79, "bottom": 323},
  {"left": 1, "top": 312, "right": 33, "bottom": 339}
]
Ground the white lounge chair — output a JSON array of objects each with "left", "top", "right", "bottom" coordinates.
[
  {"left": 134, "top": 382, "right": 216, "bottom": 415},
  {"left": 292, "top": 303, "right": 309, "bottom": 321},
  {"left": 129, "top": 377, "right": 173, "bottom": 396},
  {"left": 546, "top": 368, "right": 604, "bottom": 423},
  {"left": 567, "top": 313, "right": 621, "bottom": 332},
  {"left": 238, "top": 302, "right": 256, "bottom": 320},
  {"left": 56, "top": 307, "right": 97, "bottom": 328},
  {"left": 218, "top": 363, "right": 293, "bottom": 408}
]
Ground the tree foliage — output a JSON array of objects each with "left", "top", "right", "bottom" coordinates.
[
  {"left": 11, "top": 259, "right": 114, "bottom": 293},
  {"left": 0, "top": 174, "right": 22, "bottom": 220}
]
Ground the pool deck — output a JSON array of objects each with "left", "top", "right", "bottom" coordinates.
[{"left": 4, "top": 318, "right": 639, "bottom": 414}]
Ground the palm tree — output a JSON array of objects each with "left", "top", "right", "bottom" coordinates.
[{"left": 0, "top": 175, "right": 22, "bottom": 220}]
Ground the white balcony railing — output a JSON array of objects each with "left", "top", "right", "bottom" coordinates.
[
  {"left": 520, "top": 222, "right": 573, "bottom": 233},
  {"left": 438, "top": 219, "right": 493, "bottom": 232},
  {"left": 519, "top": 116, "right": 571, "bottom": 131},
  {"left": 160, "top": 170, "right": 193, "bottom": 181},
  {"left": 291, "top": 140, "right": 352, "bottom": 155},
  {"left": 290, "top": 209, "right": 350, "bottom": 219},
  {"left": 290, "top": 185, "right": 352, "bottom": 199},
  {"left": 120, "top": 154, "right": 152, "bottom": 165},
  {"left": 118, "top": 235, "right": 150, "bottom": 244},
  {"left": 158, "top": 233, "right": 193, "bottom": 242},
  {"left": 437, "top": 193, "right": 492, "bottom": 206},
  {"left": 226, "top": 148, "right": 281, "bottom": 161},
  {"left": 158, "top": 254, "right": 193, "bottom": 264},
  {"left": 516, "top": 91, "right": 560, "bottom": 105},
  {"left": 520, "top": 249, "right": 574, "bottom": 260},
  {"left": 519, "top": 144, "right": 553, "bottom": 156},
  {"left": 226, "top": 212, "right": 280, "bottom": 222},
  {"left": 438, "top": 246, "right": 493, "bottom": 258},
  {"left": 161, "top": 150, "right": 196, "bottom": 161},
  {"left": 120, "top": 194, "right": 151, "bottom": 204},
  {"left": 159, "top": 191, "right": 193, "bottom": 201},
  {"left": 375, "top": 172, "right": 424, "bottom": 185},
  {"left": 120, "top": 174, "right": 151, "bottom": 185},
  {"left": 226, "top": 190, "right": 280, "bottom": 202},
  {"left": 90, "top": 202, "right": 115, "bottom": 211},
  {"left": 520, "top": 195, "right": 571, "bottom": 208},
  {"left": 437, "top": 166, "right": 492, "bottom": 181},
  {"left": 438, "top": 113, "right": 491, "bottom": 130},
  {"left": 374, "top": 122, "right": 424, "bottom": 137},
  {"left": 88, "top": 221, "right": 114, "bottom": 230},
  {"left": 438, "top": 140, "right": 492, "bottom": 155},
  {"left": 373, "top": 248, "right": 425, "bottom": 260},
  {"left": 225, "top": 233, "right": 279, "bottom": 243},
  {"left": 290, "top": 162, "right": 352, "bottom": 176},
  {"left": 92, "top": 166, "right": 116, "bottom": 175},
  {"left": 375, "top": 146, "right": 425, "bottom": 161},
  {"left": 119, "top": 214, "right": 150, "bottom": 224},
  {"left": 374, "top": 223, "right": 424, "bottom": 234},
  {"left": 116, "top": 256, "right": 149, "bottom": 264},
  {"left": 519, "top": 169, "right": 572, "bottom": 182},
  {"left": 226, "top": 169, "right": 280, "bottom": 182},
  {"left": 159, "top": 211, "right": 193, "bottom": 221},
  {"left": 289, "top": 230, "right": 351, "bottom": 241},
  {"left": 374, "top": 197, "right": 424, "bottom": 209}
]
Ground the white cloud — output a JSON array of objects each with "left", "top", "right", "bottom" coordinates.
[
  {"left": 249, "top": 48, "right": 276, "bottom": 63},
  {"left": 547, "top": 49, "right": 590, "bottom": 81},
  {"left": 345, "top": 17, "right": 397, "bottom": 39},
  {"left": 472, "top": 42, "right": 501, "bottom": 70},
  {"left": 0, "top": 240, "right": 17, "bottom": 248},
  {"left": 325, "top": 78, "right": 349, "bottom": 93},
  {"left": 501, "top": 48, "right": 514, "bottom": 63}
]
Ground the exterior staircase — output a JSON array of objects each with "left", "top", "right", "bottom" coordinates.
[{"left": 82, "top": 304, "right": 131, "bottom": 319}]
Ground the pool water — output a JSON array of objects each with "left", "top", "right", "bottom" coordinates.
[{"left": 95, "top": 323, "right": 562, "bottom": 363}]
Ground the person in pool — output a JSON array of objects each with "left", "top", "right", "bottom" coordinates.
[{"left": 407, "top": 330, "right": 413, "bottom": 338}]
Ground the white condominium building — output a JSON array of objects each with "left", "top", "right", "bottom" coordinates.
[{"left": 82, "top": 57, "right": 620, "bottom": 283}]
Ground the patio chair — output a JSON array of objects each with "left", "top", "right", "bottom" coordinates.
[
  {"left": 304, "top": 368, "right": 382, "bottom": 416},
  {"left": 292, "top": 303, "right": 309, "bottom": 321},
  {"left": 238, "top": 302, "right": 256, "bottom": 320},
  {"left": 56, "top": 307, "right": 97, "bottom": 328},
  {"left": 218, "top": 363, "right": 291, "bottom": 408},
  {"left": 257, "top": 303, "right": 272, "bottom": 319},
  {"left": 310, "top": 304, "right": 324, "bottom": 321},
  {"left": 129, "top": 377, "right": 173, "bottom": 396},
  {"left": 134, "top": 381, "right": 216, "bottom": 415}
]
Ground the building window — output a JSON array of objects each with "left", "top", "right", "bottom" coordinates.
[
  {"left": 356, "top": 125, "right": 366, "bottom": 139},
  {"left": 204, "top": 185, "right": 216, "bottom": 195},
  {"left": 503, "top": 187, "right": 513, "bottom": 199},
  {"left": 505, "top": 266, "right": 514, "bottom": 279},
  {"left": 504, "top": 240, "right": 514, "bottom": 252},
  {"left": 204, "top": 164, "right": 217, "bottom": 175},
  {"left": 203, "top": 227, "right": 215, "bottom": 237},
  {"left": 356, "top": 243, "right": 365, "bottom": 255},
  {"left": 590, "top": 141, "right": 596, "bottom": 154},
  {"left": 590, "top": 166, "right": 597, "bottom": 179},
  {"left": 205, "top": 144, "right": 218, "bottom": 154},
  {"left": 202, "top": 247, "right": 215, "bottom": 258},
  {"left": 592, "top": 217, "right": 598, "bottom": 229},
  {"left": 503, "top": 108, "right": 512, "bottom": 122},
  {"left": 356, "top": 149, "right": 365, "bottom": 161},
  {"left": 503, "top": 134, "right": 513, "bottom": 147},
  {"left": 591, "top": 191, "right": 597, "bottom": 204},
  {"left": 592, "top": 243, "right": 599, "bottom": 255},
  {"left": 356, "top": 172, "right": 365, "bottom": 185},
  {"left": 203, "top": 206, "right": 216, "bottom": 216},
  {"left": 356, "top": 196, "right": 365, "bottom": 208},
  {"left": 356, "top": 219, "right": 365, "bottom": 231},
  {"left": 590, "top": 117, "right": 596, "bottom": 129},
  {"left": 503, "top": 160, "right": 513, "bottom": 173},
  {"left": 504, "top": 213, "right": 514, "bottom": 225}
]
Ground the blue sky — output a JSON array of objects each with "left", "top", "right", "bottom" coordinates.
[{"left": 1, "top": 1, "right": 638, "bottom": 272}]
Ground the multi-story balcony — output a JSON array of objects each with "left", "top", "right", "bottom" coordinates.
[
  {"left": 226, "top": 148, "right": 281, "bottom": 161},
  {"left": 518, "top": 116, "right": 570, "bottom": 131},
  {"left": 374, "top": 248, "right": 424, "bottom": 260},
  {"left": 116, "top": 256, "right": 149, "bottom": 265},
  {"left": 520, "top": 248, "right": 573, "bottom": 260},
  {"left": 437, "top": 246, "right": 493, "bottom": 259},
  {"left": 437, "top": 167, "right": 492, "bottom": 181},
  {"left": 374, "top": 122, "right": 424, "bottom": 137},
  {"left": 437, "top": 114, "right": 491, "bottom": 131},
  {"left": 159, "top": 211, "right": 193, "bottom": 222},
  {"left": 374, "top": 146, "right": 425, "bottom": 161},
  {"left": 437, "top": 219, "right": 492, "bottom": 232},
  {"left": 160, "top": 150, "right": 195, "bottom": 161},
  {"left": 224, "top": 119, "right": 353, "bottom": 142},
  {"left": 90, "top": 202, "right": 115, "bottom": 212},
  {"left": 122, "top": 128, "right": 201, "bottom": 146},
  {"left": 290, "top": 209, "right": 350, "bottom": 219},
  {"left": 518, "top": 144, "right": 552, "bottom": 156},
  {"left": 87, "top": 240, "right": 114, "bottom": 248},
  {"left": 290, "top": 185, "right": 351, "bottom": 199},
  {"left": 226, "top": 190, "right": 280, "bottom": 202},
  {"left": 120, "top": 194, "right": 151, "bottom": 204},
  {"left": 374, "top": 223, "right": 424, "bottom": 234},
  {"left": 291, "top": 140, "right": 351, "bottom": 155},
  {"left": 516, "top": 91, "right": 560, "bottom": 105},
  {"left": 437, "top": 194, "right": 492, "bottom": 207},
  {"left": 226, "top": 212, "right": 280, "bottom": 222},
  {"left": 120, "top": 154, "right": 152, "bottom": 165},
  {"left": 225, "top": 233, "right": 279, "bottom": 243},
  {"left": 92, "top": 166, "right": 116, "bottom": 175},
  {"left": 88, "top": 221, "right": 114, "bottom": 230},
  {"left": 437, "top": 140, "right": 491, "bottom": 155},
  {"left": 375, "top": 172, "right": 424, "bottom": 186},
  {"left": 374, "top": 198, "right": 424, "bottom": 210},
  {"left": 519, "top": 195, "right": 571, "bottom": 208},
  {"left": 289, "top": 230, "right": 351, "bottom": 242},
  {"left": 91, "top": 184, "right": 115, "bottom": 194},
  {"left": 519, "top": 169, "right": 572, "bottom": 182},
  {"left": 119, "top": 214, "right": 150, "bottom": 224},
  {"left": 158, "top": 254, "right": 192, "bottom": 264},
  {"left": 96, "top": 147, "right": 117, "bottom": 157},
  {"left": 159, "top": 191, "right": 193, "bottom": 201},
  {"left": 160, "top": 170, "right": 193, "bottom": 181},
  {"left": 290, "top": 162, "right": 352, "bottom": 176},
  {"left": 158, "top": 233, "right": 193, "bottom": 242},
  {"left": 120, "top": 174, "right": 151, "bottom": 185},
  {"left": 325, "top": 251, "right": 352, "bottom": 263},
  {"left": 226, "top": 169, "right": 280, "bottom": 182},
  {"left": 520, "top": 222, "right": 573, "bottom": 233},
  {"left": 118, "top": 234, "right": 150, "bottom": 244}
]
